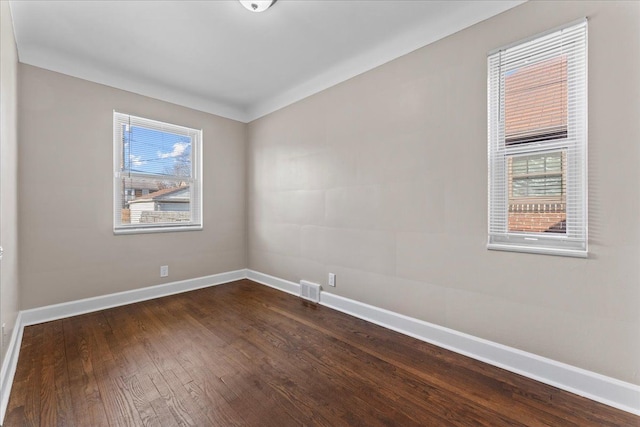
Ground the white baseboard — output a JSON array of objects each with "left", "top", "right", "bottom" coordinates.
[
  {"left": 246, "top": 270, "right": 300, "bottom": 296},
  {"left": 19, "top": 269, "right": 247, "bottom": 327},
  {"left": 3, "top": 268, "right": 638, "bottom": 421},
  {"left": 0, "top": 312, "right": 24, "bottom": 423},
  {"left": 0, "top": 268, "right": 247, "bottom": 424},
  {"left": 245, "top": 269, "right": 640, "bottom": 416}
]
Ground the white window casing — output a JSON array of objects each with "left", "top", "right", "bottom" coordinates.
[
  {"left": 113, "top": 112, "right": 203, "bottom": 234},
  {"left": 487, "top": 20, "right": 587, "bottom": 257}
]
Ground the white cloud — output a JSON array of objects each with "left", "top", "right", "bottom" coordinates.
[
  {"left": 130, "top": 155, "right": 146, "bottom": 166},
  {"left": 158, "top": 142, "right": 189, "bottom": 159}
]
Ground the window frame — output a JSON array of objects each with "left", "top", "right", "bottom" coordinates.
[
  {"left": 487, "top": 19, "right": 588, "bottom": 257},
  {"left": 113, "top": 111, "right": 203, "bottom": 235},
  {"left": 509, "top": 150, "right": 565, "bottom": 201}
]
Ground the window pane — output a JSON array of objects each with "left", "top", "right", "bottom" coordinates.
[
  {"left": 512, "top": 179, "right": 528, "bottom": 197},
  {"left": 122, "top": 126, "right": 192, "bottom": 178},
  {"left": 545, "top": 155, "right": 561, "bottom": 172},
  {"left": 511, "top": 157, "right": 528, "bottom": 175},
  {"left": 527, "top": 156, "right": 545, "bottom": 173},
  {"left": 119, "top": 177, "right": 191, "bottom": 225},
  {"left": 505, "top": 56, "right": 568, "bottom": 145},
  {"left": 528, "top": 176, "right": 562, "bottom": 196},
  {"left": 508, "top": 151, "right": 565, "bottom": 234},
  {"left": 511, "top": 152, "right": 562, "bottom": 176}
]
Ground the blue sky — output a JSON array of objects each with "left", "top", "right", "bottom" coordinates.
[{"left": 123, "top": 126, "right": 192, "bottom": 176}]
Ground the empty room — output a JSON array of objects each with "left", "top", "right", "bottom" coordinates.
[{"left": 0, "top": 0, "right": 639, "bottom": 425}]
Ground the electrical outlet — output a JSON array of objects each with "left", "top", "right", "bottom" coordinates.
[
  {"left": 160, "top": 265, "right": 169, "bottom": 277},
  {"left": 328, "top": 273, "right": 336, "bottom": 287}
]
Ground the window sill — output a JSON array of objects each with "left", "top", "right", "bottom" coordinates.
[
  {"left": 487, "top": 243, "right": 587, "bottom": 258},
  {"left": 114, "top": 224, "right": 203, "bottom": 235}
]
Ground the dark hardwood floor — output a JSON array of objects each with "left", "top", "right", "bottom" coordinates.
[{"left": 4, "top": 279, "right": 638, "bottom": 426}]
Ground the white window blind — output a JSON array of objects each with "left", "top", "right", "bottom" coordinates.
[
  {"left": 113, "top": 112, "right": 203, "bottom": 234},
  {"left": 487, "top": 20, "right": 587, "bottom": 257}
]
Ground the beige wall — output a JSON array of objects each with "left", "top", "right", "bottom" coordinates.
[
  {"left": 19, "top": 64, "right": 246, "bottom": 309},
  {"left": 247, "top": 1, "right": 640, "bottom": 385},
  {"left": 1, "top": 1, "right": 20, "bottom": 364}
]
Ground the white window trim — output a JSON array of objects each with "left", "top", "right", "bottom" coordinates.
[
  {"left": 113, "top": 112, "right": 203, "bottom": 235},
  {"left": 487, "top": 19, "right": 588, "bottom": 258}
]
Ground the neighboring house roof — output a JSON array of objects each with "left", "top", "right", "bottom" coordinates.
[
  {"left": 122, "top": 177, "right": 162, "bottom": 191},
  {"left": 128, "top": 186, "right": 190, "bottom": 204},
  {"left": 545, "top": 219, "right": 566, "bottom": 234}
]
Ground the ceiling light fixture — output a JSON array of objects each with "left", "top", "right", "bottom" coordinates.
[{"left": 239, "top": 0, "right": 276, "bottom": 13}]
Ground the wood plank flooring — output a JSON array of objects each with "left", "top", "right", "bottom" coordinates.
[{"left": 4, "top": 279, "right": 639, "bottom": 426}]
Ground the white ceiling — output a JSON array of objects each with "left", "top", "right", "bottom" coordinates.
[{"left": 10, "top": 0, "right": 524, "bottom": 122}]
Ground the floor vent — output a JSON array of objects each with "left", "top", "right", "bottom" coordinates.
[{"left": 299, "top": 280, "right": 321, "bottom": 303}]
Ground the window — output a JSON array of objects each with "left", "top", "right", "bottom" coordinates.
[
  {"left": 113, "top": 112, "right": 202, "bottom": 234},
  {"left": 487, "top": 20, "right": 587, "bottom": 257},
  {"left": 511, "top": 152, "right": 563, "bottom": 198}
]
